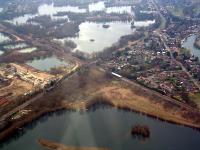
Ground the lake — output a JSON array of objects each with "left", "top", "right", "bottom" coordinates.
[
  {"left": 26, "top": 56, "right": 68, "bottom": 71},
  {"left": 57, "top": 21, "right": 154, "bottom": 53},
  {"left": 182, "top": 34, "right": 200, "bottom": 59},
  {"left": 1, "top": 105, "right": 200, "bottom": 150}
]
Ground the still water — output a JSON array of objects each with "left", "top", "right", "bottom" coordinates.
[
  {"left": 18, "top": 47, "right": 38, "bottom": 53},
  {"left": 58, "top": 22, "right": 134, "bottom": 53},
  {"left": 26, "top": 56, "right": 68, "bottom": 71},
  {"left": 0, "top": 33, "right": 11, "bottom": 43},
  {"left": 8, "top": 14, "right": 37, "bottom": 25},
  {"left": 182, "top": 34, "right": 200, "bottom": 58},
  {"left": 3, "top": 43, "right": 28, "bottom": 50},
  {"left": 89, "top": 1, "right": 132, "bottom": 14},
  {"left": 0, "top": 50, "right": 3, "bottom": 55},
  {"left": 58, "top": 21, "right": 154, "bottom": 53},
  {"left": 1, "top": 106, "right": 200, "bottom": 150},
  {"left": 9, "top": 1, "right": 134, "bottom": 25}
]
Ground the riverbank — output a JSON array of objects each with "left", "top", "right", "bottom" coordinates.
[
  {"left": 37, "top": 138, "right": 109, "bottom": 150},
  {"left": 0, "top": 66, "right": 200, "bottom": 143},
  {"left": 194, "top": 36, "right": 200, "bottom": 49}
]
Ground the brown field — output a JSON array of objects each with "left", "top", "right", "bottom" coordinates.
[
  {"left": 0, "top": 78, "right": 33, "bottom": 101},
  {"left": 0, "top": 63, "right": 54, "bottom": 101},
  {"left": 194, "top": 37, "right": 200, "bottom": 49},
  {"left": 27, "top": 66, "right": 200, "bottom": 128},
  {"left": 1, "top": 65, "right": 200, "bottom": 141},
  {"left": 11, "top": 63, "right": 54, "bottom": 79}
]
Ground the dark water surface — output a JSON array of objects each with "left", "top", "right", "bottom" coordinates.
[{"left": 1, "top": 105, "right": 200, "bottom": 150}]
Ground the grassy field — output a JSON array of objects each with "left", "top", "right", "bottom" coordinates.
[
  {"left": 189, "top": 93, "right": 200, "bottom": 108},
  {"left": 1, "top": 65, "right": 200, "bottom": 141},
  {"left": 28, "top": 66, "right": 200, "bottom": 128},
  {"left": 167, "top": 6, "right": 184, "bottom": 17}
]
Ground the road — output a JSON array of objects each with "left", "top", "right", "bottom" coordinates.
[
  {"left": 0, "top": 59, "right": 98, "bottom": 122},
  {"left": 151, "top": 0, "right": 200, "bottom": 91},
  {"left": 0, "top": 62, "right": 81, "bottom": 122},
  {"left": 99, "top": 68, "right": 200, "bottom": 113}
]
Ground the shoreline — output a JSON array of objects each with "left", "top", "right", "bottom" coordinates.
[
  {"left": 194, "top": 36, "right": 200, "bottom": 49},
  {"left": 37, "top": 138, "right": 109, "bottom": 150},
  {"left": 1, "top": 98, "right": 200, "bottom": 144}
]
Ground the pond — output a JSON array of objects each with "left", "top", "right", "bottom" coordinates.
[
  {"left": 38, "top": 3, "right": 87, "bottom": 15},
  {"left": 18, "top": 47, "right": 38, "bottom": 53},
  {"left": 0, "top": 33, "right": 11, "bottom": 44},
  {"left": 7, "top": 14, "right": 37, "bottom": 25},
  {"left": 89, "top": 1, "right": 105, "bottom": 12},
  {"left": 134, "top": 20, "right": 155, "bottom": 27},
  {"left": 182, "top": 34, "right": 200, "bottom": 59},
  {"left": 1, "top": 106, "right": 200, "bottom": 150},
  {"left": 88, "top": 1, "right": 132, "bottom": 14},
  {"left": 0, "top": 50, "right": 3, "bottom": 55},
  {"left": 26, "top": 56, "right": 68, "bottom": 71},
  {"left": 106, "top": 6, "right": 132, "bottom": 14}
]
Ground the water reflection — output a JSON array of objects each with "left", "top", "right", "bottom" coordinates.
[
  {"left": 8, "top": 1, "right": 134, "bottom": 25},
  {"left": 1, "top": 105, "right": 200, "bottom": 150},
  {"left": 0, "top": 50, "right": 4, "bottom": 55},
  {"left": 58, "top": 21, "right": 135, "bottom": 53},
  {"left": 182, "top": 34, "right": 200, "bottom": 59},
  {"left": 0, "top": 33, "right": 11, "bottom": 43},
  {"left": 7, "top": 14, "right": 37, "bottom": 25},
  {"left": 26, "top": 56, "right": 68, "bottom": 71},
  {"left": 38, "top": 3, "right": 87, "bottom": 15},
  {"left": 3, "top": 43, "right": 28, "bottom": 50},
  {"left": 106, "top": 6, "right": 132, "bottom": 14},
  {"left": 134, "top": 20, "right": 155, "bottom": 27},
  {"left": 18, "top": 47, "right": 38, "bottom": 53},
  {"left": 89, "top": 1, "right": 105, "bottom": 12}
]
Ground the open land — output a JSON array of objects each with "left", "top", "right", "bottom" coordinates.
[
  {"left": 1, "top": 0, "right": 200, "bottom": 145},
  {"left": 1, "top": 66, "right": 200, "bottom": 141}
]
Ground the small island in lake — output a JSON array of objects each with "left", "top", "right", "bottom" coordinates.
[
  {"left": 131, "top": 124, "right": 150, "bottom": 139},
  {"left": 102, "top": 24, "right": 110, "bottom": 28},
  {"left": 90, "top": 39, "right": 95, "bottom": 42},
  {"left": 194, "top": 36, "right": 200, "bottom": 49}
]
